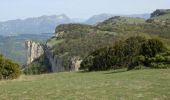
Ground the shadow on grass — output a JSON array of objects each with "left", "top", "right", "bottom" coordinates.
[
  {"left": 76, "top": 70, "right": 91, "bottom": 73},
  {"left": 76, "top": 69, "right": 128, "bottom": 74},
  {"left": 103, "top": 69, "right": 127, "bottom": 74}
]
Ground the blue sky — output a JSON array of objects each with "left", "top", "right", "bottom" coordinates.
[{"left": 0, "top": 0, "right": 170, "bottom": 21}]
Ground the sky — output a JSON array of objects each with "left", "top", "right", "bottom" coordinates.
[{"left": 0, "top": 0, "right": 170, "bottom": 21}]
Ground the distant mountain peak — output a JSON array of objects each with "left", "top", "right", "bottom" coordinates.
[
  {"left": 57, "top": 15, "right": 66, "bottom": 19},
  {"left": 85, "top": 13, "right": 113, "bottom": 25}
]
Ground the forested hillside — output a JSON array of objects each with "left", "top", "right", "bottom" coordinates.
[{"left": 26, "top": 9, "right": 170, "bottom": 74}]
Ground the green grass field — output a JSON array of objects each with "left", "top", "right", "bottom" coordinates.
[{"left": 0, "top": 69, "right": 170, "bottom": 100}]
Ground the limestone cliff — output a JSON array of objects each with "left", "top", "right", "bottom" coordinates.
[
  {"left": 25, "top": 40, "right": 82, "bottom": 72},
  {"left": 43, "top": 45, "right": 82, "bottom": 72},
  {"left": 25, "top": 40, "right": 44, "bottom": 65},
  {"left": 70, "top": 57, "right": 82, "bottom": 71},
  {"left": 43, "top": 45, "right": 65, "bottom": 72}
]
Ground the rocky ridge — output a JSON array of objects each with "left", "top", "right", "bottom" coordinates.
[
  {"left": 25, "top": 40, "right": 82, "bottom": 72},
  {"left": 25, "top": 41, "right": 44, "bottom": 65}
]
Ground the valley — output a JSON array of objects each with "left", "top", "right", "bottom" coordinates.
[{"left": 0, "top": 33, "right": 52, "bottom": 64}]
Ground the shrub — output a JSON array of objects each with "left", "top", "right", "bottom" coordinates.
[
  {"left": 80, "top": 36, "right": 169, "bottom": 71},
  {"left": 80, "top": 55, "right": 94, "bottom": 71},
  {"left": 0, "top": 55, "right": 21, "bottom": 80},
  {"left": 155, "top": 54, "right": 165, "bottom": 62},
  {"left": 80, "top": 47, "right": 115, "bottom": 71},
  {"left": 132, "top": 65, "right": 147, "bottom": 70},
  {"left": 123, "top": 36, "right": 146, "bottom": 70},
  {"left": 114, "top": 36, "right": 146, "bottom": 70},
  {"left": 149, "top": 62, "right": 170, "bottom": 69},
  {"left": 140, "top": 52, "right": 170, "bottom": 69},
  {"left": 165, "top": 56, "right": 170, "bottom": 62},
  {"left": 141, "top": 39, "right": 165, "bottom": 57},
  {"left": 80, "top": 36, "right": 147, "bottom": 71}
]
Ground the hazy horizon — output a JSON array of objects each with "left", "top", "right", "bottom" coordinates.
[{"left": 0, "top": 0, "right": 170, "bottom": 21}]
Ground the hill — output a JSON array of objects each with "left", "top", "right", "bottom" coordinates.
[
  {"left": 0, "top": 14, "right": 71, "bottom": 36},
  {"left": 85, "top": 13, "right": 150, "bottom": 25},
  {"left": 97, "top": 15, "right": 170, "bottom": 38},
  {"left": 0, "top": 13, "right": 150, "bottom": 36},
  {"left": 25, "top": 9, "right": 170, "bottom": 74},
  {"left": 151, "top": 9, "right": 170, "bottom": 18},
  {"left": 85, "top": 14, "right": 113, "bottom": 25},
  {"left": 0, "top": 69, "right": 170, "bottom": 99},
  {"left": 149, "top": 9, "right": 170, "bottom": 24}
]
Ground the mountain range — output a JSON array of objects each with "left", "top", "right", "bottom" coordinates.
[
  {"left": 0, "top": 13, "right": 150, "bottom": 36},
  {"left": 85, "top": 13, "right": 150, "bottom": 25},
  {"left": 0, "top": 14, "right": 71, "bottom": 36}
]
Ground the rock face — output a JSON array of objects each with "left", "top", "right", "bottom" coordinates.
[
  {"left": 43, "top": 45, "right": 81, "bottom": 72},
  {"left": 25, "top": 40, "right": 44, "bottom": 65},
  {"left": 43, "top": 45, "right": 65, "bottom": 72},
  {"left": 70, "top": 57, "right": 82, "bottom": 71},
  {"left": 25, "top": 40, "right": 82, "bottom": 72}
]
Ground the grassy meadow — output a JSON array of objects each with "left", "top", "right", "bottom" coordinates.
[{"left": 0, "top": 69, "right": 170, "bottom": 100}]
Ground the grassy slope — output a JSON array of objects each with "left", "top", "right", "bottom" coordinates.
[
  {"left": 0, "top": 69, "right": 170, "bottom": 100},
  {"left": 152, "top": 14, "right": 170, "bottom": 20}
]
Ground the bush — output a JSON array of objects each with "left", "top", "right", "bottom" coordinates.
[
  {"left": 149, "top": 62, "right": 170, "bottom": 69},
  {"left": 141, "top": 39, "right": 165, "bottom": 57},
  {"left": 132, "top": 65, "right": 147, "bottom": 70},
  {"left": 80, "top": 36, "right": 169, "bottom": 71},
  {"left": 80, "top": 36, "right": 147, "bottom": 71},
  {"left": 138, "top": 52, "right": 170, "bottom": 69},
  {"left": 80, "top": 47, "right": 115, "bottom": 71},
  {"left": 80, "top": 56, "right": 94, "bottom": 71},
  {"left": 0, "top": 55, "right": 21, "bottom": 80},
  {"left": 123, "top": 36, "right": 146, "bottom": 70},
  {"left": 165, "top": 56, "right": 170, "bottom": 62}
]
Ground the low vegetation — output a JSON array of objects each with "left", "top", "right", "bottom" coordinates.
[
  {"left": 0, "top": 55, "right": 21, "bottom": 80},
  {"left": 0, "top": 69, "right": 170, "bottom": 99},
  {"left": 80, "top": 36, "right": 170, "bottom": 71}
]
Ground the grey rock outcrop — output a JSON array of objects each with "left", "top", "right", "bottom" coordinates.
[
  {"left": 70, "top": 57, "right": 82, "bottom": 71},
  {"left": 25, "top": 40, "right": 82, "bottom": 72},
  {"left": 43, "top": 45, "right": 65, "bottom": 72},
  {"left": 25, "top": 40, "right": 44, "bottom": 65}
]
